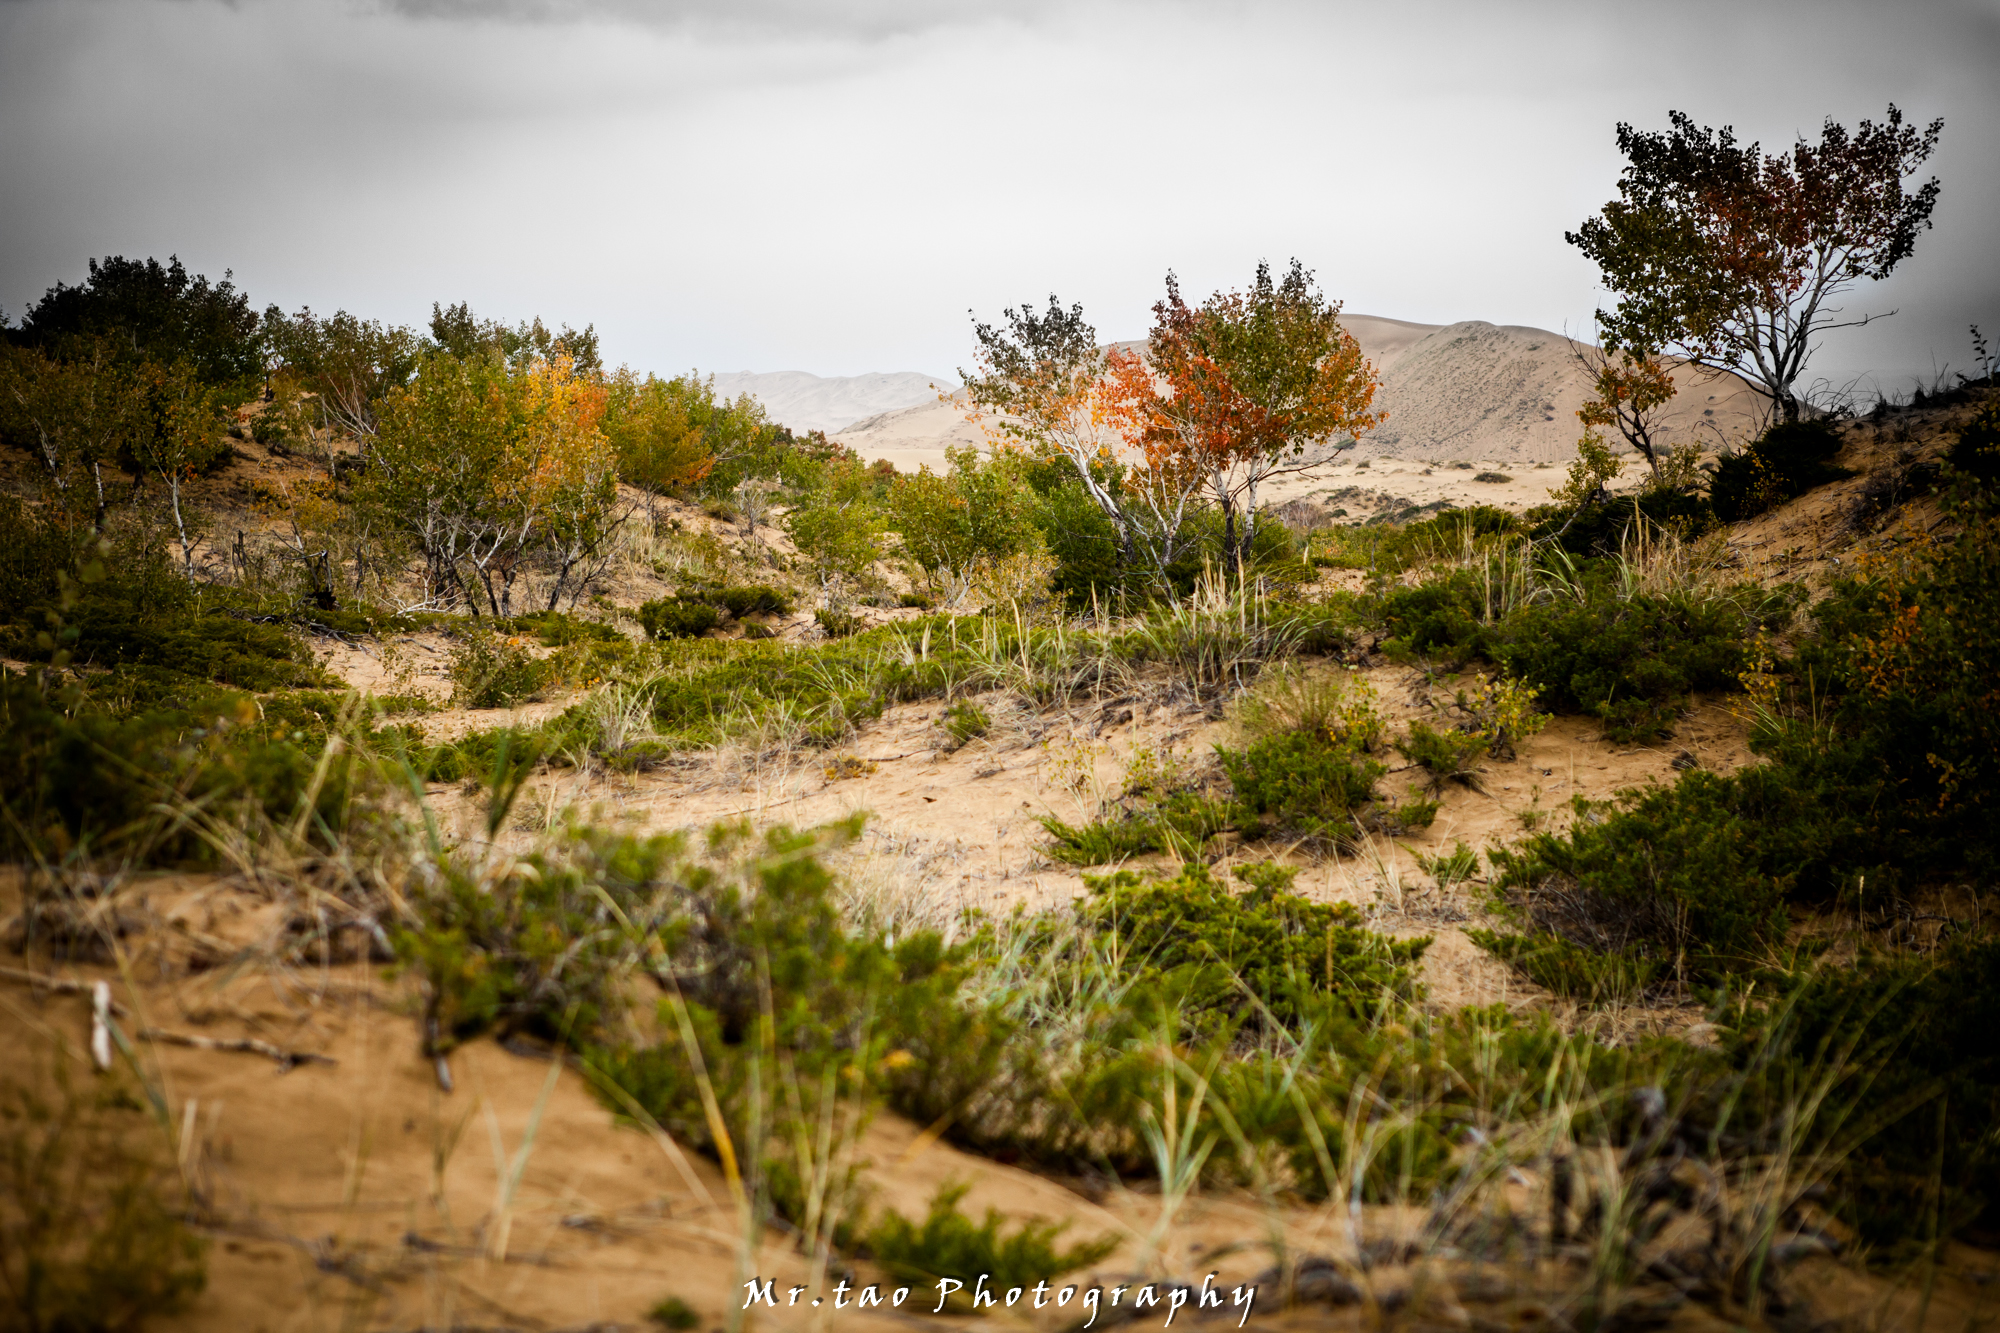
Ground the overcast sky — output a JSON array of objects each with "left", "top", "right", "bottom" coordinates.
[{"left": 2, "top": 0, "right": 1996, "bottom": 394}]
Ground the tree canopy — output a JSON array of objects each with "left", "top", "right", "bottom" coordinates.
[{"left": 1568, "top": 105, "right": 1942, "bottom": 422}]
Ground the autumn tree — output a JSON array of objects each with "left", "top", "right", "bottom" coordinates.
[
  {"left": 1114, "top": 261, "right": 1383, "bottom": 567},
  {"left": 1571, "top": 343, "right": 1678, "bottom": 485},
  {"left": 960, "top": 297, "right": 1130, "bottom": 562},
  {"left": 1568, "top": 106, "right": 1943, "bottom": 424}
]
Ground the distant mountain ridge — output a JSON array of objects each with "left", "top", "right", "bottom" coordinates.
[
  {"left": 706, "top": 369, "right": 956, "bottom": 433},
  {"left": 826, "top": 315, "right": 1769, "bottom": 467}
]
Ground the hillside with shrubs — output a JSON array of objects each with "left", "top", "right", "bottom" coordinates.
[{"left": 3, "top": 136, "right": 1998, "bottom": 1331}]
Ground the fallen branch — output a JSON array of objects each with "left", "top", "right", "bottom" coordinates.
[
  {"left": 0, "top": 964, "right": 130, "bottom": 1015},
  {"left": 138, "top": 1027, "right": 336, "bottom": 1071}
]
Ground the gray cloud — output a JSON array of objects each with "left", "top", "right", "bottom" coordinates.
[{"left": 2, "top": 0, "right": 1994, "bottom": 387}]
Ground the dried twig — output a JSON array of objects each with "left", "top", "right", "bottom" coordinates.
[
  {"left": 0, "top": 964, "right": 132, "bottom": 1017},
  {"left": 138, "top": 1027, "right": 336, "bottom": 1071}
]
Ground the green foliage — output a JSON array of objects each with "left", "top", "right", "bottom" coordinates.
[
  {"left": 1534, "top": 488, "right": 1718, "bottom": 557},
  {"left": 1730, "top": 939, "right": 2000, "bottom": 1244},
  {"left": 648, "top": 1297, "right": 700, "bottom": 1330},
  {"left": 1484, "top": 774, "right": 1793, "bottom": 984},
  {"left": 636, "top": 599, "right": 720, "bottom": 641},
  {"left": 865, "top": 1182, "right": 1117, "bottom": 1298},
  {"left": 1039, "top": 792, "right": 1232, "bottom": 866},
  {"left": 0, "top": 1060, "right": 208, "bottom": 1331},
  {"left": 447, "top": 628, "right": 544, "bottom": 708},
  {"left": 1710, "top": 419, "right": 1854, "bottom": 521},
  {"left": 1945, "top": 398, "right": 2000, "bottom": 484},
  {"left": 15, "top": 253, "right": 262, "bottom": 395},
  {"left": 937, "top": 700, "right": 989, "bottom": 751},
  {"left": 888, "top": 447, "right": 1042, "bottom": 591},
  {"left": 1465, "top": 929, "right": 1667, "bottom": 1002},
  {"left": 814, "top": 606, "right": 862, "bottom": 639},
  {"left": 1076, "top": 862, "right": 1426, "bottom": 1030},
  {"left": 1219, "top": 731, "right": 1383, "bottom": 842},
  {"left": 1395, "top": 719, "right": 1490, "bottom": 792},
  {"left": 1488, "top": 575, "right": 1777, "bottom": 743}
]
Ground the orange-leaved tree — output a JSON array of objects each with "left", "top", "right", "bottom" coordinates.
[
  {"left": 1572, "top": 344, "right": 1678, "bottom": 486},
  {"left": 961, "top": 296, "right": 1130, "bottom": 562},
  {"left": 1119, "top": 261, "right": 1383, "bottom": 568}
]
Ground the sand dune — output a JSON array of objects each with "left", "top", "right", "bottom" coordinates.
[
  {"left": 829, "top": 315, "right": 1771, "bottom": 471},
  {"left": 708, "top": 368, "right": 956, "bottom": 432}
]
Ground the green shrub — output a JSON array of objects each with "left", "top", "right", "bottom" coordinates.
[
  {"left": 1532, "top": 488, "right": 1718, "bottom": 557},
  {"left": 937, "top": 700, "right": 989, "bottom": 751},
  {"left": 1710, "top": 418, "right": 1854, "bottom": 521},
  {"left": 1465, "top": 929, "right": 1666, "bottom": 1002},
  {"left": 636, "top": 599, "right": 721, "bottom": 640},
  {"left": 1219, "top": 730, "right": 1383, "bottom": 842},
  {"left": 865, "top": 1182, "right": 1117, "bottom": 1302},
  {"left": 1039, "top": 792, "right": 1232, "bottom": 866},
  {"left": 1489, "top": 584, "right": 1772, "bottom": 743},
  {"left": 1076, "top": 861, "right": 1426, "bottom": 1030},
  {"left": 1482, "top": 773, "right": 1796, "bottom": 986},
  {"left": 0, "top": 1061, "right": 208, "bottom": 1331},
  {"left": 815, "top": 606, "right": 862, "bottom": 638},
  {"left": 1396, "top": 719, "right": 1490, "bottom": 792},
  {"left": 648, "top": 1296, "right": 700, "bottom": 1330},
  {"left": 1945, "top": 398, "right": 2000, "bottom": 484},
  {"left": 681, "top": 584, "right": 792, "bottom": 618},
  {"left": 898, "top": 592, "right": 934, "bottom": 609},
  {"left": 447, "top": 628, "right": 544, "bottom": 708}
]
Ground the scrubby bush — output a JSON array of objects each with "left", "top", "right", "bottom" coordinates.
[
  {"left": 1710, "top": 418, "right": 1854, "bottom": 521},
  {"left": 1219, "top": 731, "right": 1384, "bottom": 841},
  {"left": 865, "top": 1182, "right": 1116, "bottom": 1300},
  {"left": 446, "top": 627, "right": 543, "bottom": 708},
  {"left": 1396, "top": 719, "right": 1490, "bottom": 792},
  {"left": 936, "top": 700, "right": 988, "bottom": 751},
  {"left": 636, "top": 598, "right": 720, "bottom": 640},
  {"left": 1076, "top": 862, "right": 1426, "bottom": 1031}
]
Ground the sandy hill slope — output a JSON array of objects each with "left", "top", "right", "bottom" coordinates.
[
  {"left": 832, "top": 317, "right": 1771, "bottom": 469},
  {"left": 708, "top": 369, "right": 956, "bottom": 433}
]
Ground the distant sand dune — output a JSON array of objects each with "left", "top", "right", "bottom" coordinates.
[
  {"left": 708, "top": 369, "right": 956, "bottom": 433},
  {"left": 824, "top": 315, "right": 1769, "bottom": 471}
]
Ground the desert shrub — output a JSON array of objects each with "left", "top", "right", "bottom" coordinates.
[
  {"left": 1533, "top": 488, "right": 1717, "bottom": 557},
  {"left": 1396, "top": 720, "right": 1490, "bottom": 792},
  {"left": 1316, "top": 505, "right": 1521, "bottom": 575},
  {"left": 937, "top": 700, "right": 988, "bottom": 751},
  {"left": 1481, "top": 772, "right": 1797, "bottom": 986},
  {"left": 636, "top": 598, "right": 721, "bottom": 640},
  {"left": 1453, "top": 672, "right": 1551, "bottom": 758},
  {"left": 0, "top": 669, "right": 373, "bottom": 867},
  {"left": 585, "top": 822, "right": 984, "bottom": 1236},
  {"left": 1075, "top": 862, "right": 1426, "bottom": 1031},
  {"left": 1374, "top": 570, "right": 1487, "bottom": 660},
  {"left": 648, "top": 1297, "right": 700, "bottom": 1330},
  {"left": 674, "top": 584, "right": 792, "bottom": 619},
  {"left": 0, "top": 1061, "right": 208, "bottom": 1332},
  {"left": 447, "top": 628, "right": 543, "bottom": 708},
  {"left": 1945, "top": 398, "right": 2000, "bottom": 484},
  {"left": 865, "top": 1181, "right": 1117, "bottom": 1301},
  {"left": 814, "top": 606, "right": 862, "bottom": 638},
  {"left": 1487, "top": 583, "right": 1765, "bottom": 743},
  {"left": 1039, "top": 792, "right": 1232, "bottom": 866},
  {"left": 898, "top": 592, "right": 934, "bottom": 609},
  {"left": 1464, "top": 929, "right": 1667, "bottom": 1002},
  {"left": 1729, "top": 938, "right": 2000, "bottom": 1246},
  {"left": 1473, "top": 471, "right": 1511, "bottom": 484},
  {"left": 1710, "top": 418, "right": 1854, "bottom": 521},
  {"left": 1219, "top": 731, "right": 1384, "bottom": 842},
  {"left": 503, "top": 610, "right": 629, "bottom": 646}
]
